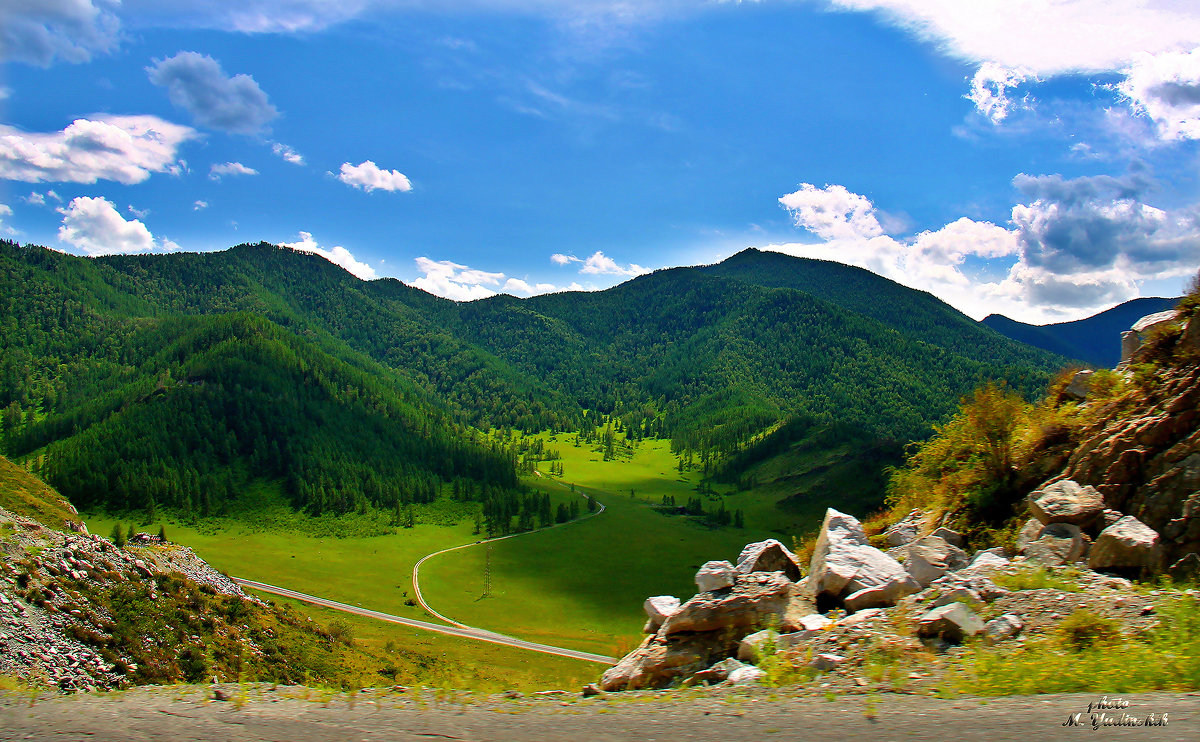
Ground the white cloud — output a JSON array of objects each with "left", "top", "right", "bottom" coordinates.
[
  {"left": 770, "top": 176, "right": 1200, "bottom": 323},
  {"left": 127, "top": 205, "right": 150, "bottom": 219},
  {"left": 0, "top": 115, "right": 196, "bottom": 185},
  {"left": 826, "top": 1, "right": 1200, "bottom": 76},
  {"left": 503, "top": 277, "right": 558, "bottom": 294},
  {"left": 966, "top": 63, "right": 1034, "bottom": 124},
  {"left": 271, "top": 142, "right": 305, "bottom": 165},
  {"left": 550, "top": 249, "right": 647, "bottom": 277},
  {"left": 1117, "top": 48, "right": 1200, "bottom": 141},
  {"left": 193, "top": 200, "right": 208, "bottom": 210},
  {"left": 25, "top": 192, "right": 46, "bottom": 206},
  {"left": 0, "top": 0, "right": 120, "bottom": 66},
  {"left": 209, "top": 161, "right": 258, "bottom": 180},
  {"left": 147, "top": 51, "right": 278, "bottom": 133},
  {"left": 579, "top": 250, "right": 648, "bottom": 276},
  {"left": 778, "top": 183, "right": 884, "bottom": 241},
  {"left": 335, "top": 160, "right": 412, "bottom": 192},
  {"left": 57, "top": 196, "right": 159, "bottom": 256},
  {"left": 46, "top": 190, "right": 62, "bottom": 202},
  {"left": 409, "top": 257, "right": 501, "bottom": 301},
  {"left": 282, "top": 231, "right": 377, "bottom": 280},
  {"left": 0, "top": 203, "right": 12, "bottom": 236},
  {"left": 407, "top": 256, "right": 561, "bottom": 300}
]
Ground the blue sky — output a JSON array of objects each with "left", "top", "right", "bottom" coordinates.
[{"left": 3, "top": 1, "right": 1200, "bottom": 322}]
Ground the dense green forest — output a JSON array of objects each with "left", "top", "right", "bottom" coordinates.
[{"left": 0, "top": 240, "right": 1068, "bottom": 518}]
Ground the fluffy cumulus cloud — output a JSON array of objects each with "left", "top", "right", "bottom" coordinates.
[
  {"left": 550, "top": 251, "right": 648, "bottom": 276},
  {"left": 409, "top": 257, "right": 503, "bottom": 301},
  {"left": 147, "top": 52, "right": 278, "bottom": 133},
  {"left": 209, "top": 161, "right": 258, "bottom": 180},
  {"left": 0, "top": 115, "right": 195, "bottom": 184},
  {"left": 1118, "top": 48, "right": 1200, "bottom": 141},
  {"left": 779, "top": 183, "right": 883, "bottom": 241},
  {"left": 57, "top": 196, "right": 164, "bottom": 256},
  {"left": 0, "top": 0, "right": 120, "bottom": 66},
  {"left": 282, "top": 231, "right": 377, "bottom": 280},
  {"left": 773, "top": 176, "right": 1199, "bottom": 322},
  {"left": 335, "top": 161, "right": 412, "bottom": 192}
]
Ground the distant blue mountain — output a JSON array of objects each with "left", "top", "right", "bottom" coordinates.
[{"left": 982, "top": 297, "right": 1182, "bottom": 368}]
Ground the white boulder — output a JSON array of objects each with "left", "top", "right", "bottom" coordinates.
[
  {"left": 694, "top": 560, "right": 737, "bottom": 592},
  {"left": 809, "top": 508, "right": 920, "bottom": 608}
]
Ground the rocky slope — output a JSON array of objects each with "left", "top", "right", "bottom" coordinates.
[{"left": 599, "top": 511, "right": 1194, "bottom": 693}]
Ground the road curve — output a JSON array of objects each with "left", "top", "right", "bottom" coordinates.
[
  {"left": 410, "top": 473, "right": 606, "bottom": 629},
  {"left": 232, "top": 577, "right": 615, "bottom": 665}
]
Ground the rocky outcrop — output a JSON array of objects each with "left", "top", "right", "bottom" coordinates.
[
  {"left": 809, "top": 508, "right": 919, "bottom": 610},
  {"left": 883, "top": 510, "right": 924, "bottom": 547},
  {"left": 1028, "top": 480, "right": 1105, "bottom": 530},
  {"left": 916, "top": 603, "right": 984, "bottom": 643},
  {"left": 735, "top": 539, "right": 802, "bottom": 581},
  {"left": 1063, "top": 369, "right": 1094, "bottom": 401},
  {"left": 905, "top": 535, "right": 969, "bottom": 587},
  {"left": 1088, "top": 516, "right": 1162, "bottom": 573},
  {"left": 1022, "top": 523, "right": 1089, "bottom": 567},
  {"left": 694, "top": 561, "right": 736, "bottom": 592},
  {"left": 660, "top": 572, "right": 800, "bottom": 635},
  {"left": 600, "top": 633, "right": 723, "bottom": 691},
  {"left": 643, "top": 595, "right": 681, "bottom": 633}
]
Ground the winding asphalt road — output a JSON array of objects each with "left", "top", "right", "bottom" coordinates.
[
  {"left": 232, "top": 472, "right": 615, "bottom": 666},
  {"left": 232, "top": 577, "right": 614, "bottom": 665}
]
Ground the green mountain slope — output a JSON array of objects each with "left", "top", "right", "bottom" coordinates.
[{"left": 1, "top": 240, "right": 1070, "bottom": 518}]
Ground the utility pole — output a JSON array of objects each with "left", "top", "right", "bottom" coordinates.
[{"left": 483, "top": 545, "right": 492, "bottom": 598}]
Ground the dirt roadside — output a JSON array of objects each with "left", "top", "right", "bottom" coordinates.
[{"left": 1, "top": 685, "right": 1196, "bottom": 742}]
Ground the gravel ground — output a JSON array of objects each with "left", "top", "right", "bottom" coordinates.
[{"left": 1, "top": 684, "right": 1197, "bottom": 742}]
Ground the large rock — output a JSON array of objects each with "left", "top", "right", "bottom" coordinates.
[
  {"left": 694, "top": 561, "right": 736, "bottom": 592},
  {"left": 600, "top": 633, "right": 725, "bottom": 691},
  {"left": 735, "top": 539, "right": 803, "bottom": 581},
  {"left": 689, "top": 658, "right": 747, "bottom": 685},
  {"left": 809, "top": 508, "right": 920, "bottom": 608},
  {"left": 883, "top": 510, "right": 924, "bottom": 547},
  {"left": 905, "top": 535, "right": 969, "bottom": 587},
  {"left": 737, "top": 630, "right": 778, "bottom": 662},
  {"left": 985, "top": 614, "right": 1024, "bottom": 641},
  {"left": 1015, "top": 518, "right": 1043, "bottom": 552},
  {"left": 1022, "top": 523, "right": 1089, "bottom": 567},
  {"left": 916, "top": 603, "right": 985, "bottom": 643},
  {"left": 727, "top": 665, "right": 767, "bottom": 685},
  {"left": 737, "top": 627, "right": 821, "bottom": 661},
  {"left": 1028, "top": 480, "right": 1105, "bottom": 530},
  {"left": 1119, "top": 309, "right": 1182, "bottom": 366},
  {"left": 661, "top": 572, "right": 799, "bottom": 635},
  {"left": 643, "top": 595, "right": 681, "bottom": 633},
  {"left": 1063, "top": 369, "right": 1095, "bottom": 401},
  {"left": 930, "top": 527, "right": 964, "bottom": 548},
  {"left": 1088, "top": 516, "right": 1162, "bottom": 573},
  {"left": 961, "top": 551, "right": 1010, "bottom": 575}
]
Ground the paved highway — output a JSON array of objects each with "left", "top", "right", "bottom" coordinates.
[{"left": 232, "top": 577, "right": 615, "bottom": 665}]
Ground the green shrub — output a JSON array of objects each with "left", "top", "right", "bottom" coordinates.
[{"left": 1057, "top": 609, "right": 1122, "bottom": 652}]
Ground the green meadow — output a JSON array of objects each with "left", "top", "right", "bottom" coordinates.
[
  {"left": 84, "top": 433, "right": 842, "bottom": 679},
  {"left": 417, "top": 436, "right": 795, "bottom": 656}
]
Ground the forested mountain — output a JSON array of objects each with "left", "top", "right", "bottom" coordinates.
[
  {"left": 0, "top": 240, "right": 1070, "bottom": 517},
  {"left": 982, "top": 296, "right": 1182, "bottom": 368}
]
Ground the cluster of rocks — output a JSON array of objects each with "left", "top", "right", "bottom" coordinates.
[
  {"left": 1057, "top": 308, "right": 1199, "bottom": 569},
  {"left": 599, "top": 503, "right": 1181, "bottom": 692},
  {"left": 1013, "top": 479, "right": 1181, "bottom": 577},
  {"left": 0, "top": 505, "right": 254, "bottom": 692}
]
